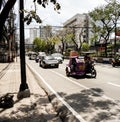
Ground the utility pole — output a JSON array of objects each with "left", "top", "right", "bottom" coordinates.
[
  {"left": 17, "top": 0, "right": 30, "bottom": 99},
  {"left": 114, "top": 20, "right": 117, "bottom": 55},
  {"left": 114, "top": 0, "right": 117, "bottom": 56}
]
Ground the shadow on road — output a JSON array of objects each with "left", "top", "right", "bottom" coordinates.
[{"left": 57, "top": 88, "right": 120, "bottom": 122}]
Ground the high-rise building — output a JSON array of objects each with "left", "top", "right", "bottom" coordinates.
[{"left": 29, "top": 27, "right": 40, "bottom": 44}]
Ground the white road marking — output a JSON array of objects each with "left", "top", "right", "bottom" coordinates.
[
  {"left": 27, "top": 64, "right": 86, "bottom": 122},
  {"left": 108, "top": 82, "right": 120, "bottom": 88},
  {"left": 27, "top": 62, "right": 120, "bottom": 121},
  {"left": 51, "top": 70, "right": 88, "bottom": 89},
  {"left": 51, "top": 70, "right": 117, "bottom": 102}
]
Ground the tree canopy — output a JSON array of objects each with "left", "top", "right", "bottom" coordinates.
[
  {"left": 89, "top": 1, "right": 120, "bottom": 57},
  {"left": 0, "top": 0, "right": 61, "bottom": 41}
]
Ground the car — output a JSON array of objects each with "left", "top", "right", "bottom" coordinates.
[
  {"left": 51, "top": 53, "right": 64, "bottom": 63},
  {"left": 38, "top": 52, "right": 46, "bottom": 61},
  {"left": 39, "top": 55, "right": 59, "bottom": 68},
  {"left": 28, "top": 52, "right": 37, "bottom": 60},
  {"left": 35, "top": 55, "right": 39, "bottom": 63},
  {"left": 111, "top": 53, "right": 120, "bottom": 67}
]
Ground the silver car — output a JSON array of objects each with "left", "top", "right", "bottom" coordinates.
[
  {"left": 39, "top": 55, "right": 59, "bottom": 68},
  {"left": 51, "top": 53, "right": 64, "bottom": 63}
]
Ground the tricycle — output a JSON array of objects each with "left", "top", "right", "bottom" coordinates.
[{"left": 65, "top": 52, "right": 96, "bottom": 78}]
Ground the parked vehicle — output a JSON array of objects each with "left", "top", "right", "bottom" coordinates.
[
  {"left": 65, "top": 55, "right": 96, "bottom": 78},
  {"left": 35, "top": 55, "right": 39, "bottom": 63},
  {"left": 111, "top": 53, "right": 120, "bottom": 67},
  {"left": 28, "top": 52, "right": 37, "bottom": 60},
  {"left": 39, "top": 55, "right": 59, "bottom": 68},
  {"left": 38, "top": 51, "right": 46, "bottom": 59},
  {"left": 51, "top": 53, "right": 64, "bottom": 63},
  {"left": 38, "top": 52, "right": 46, "bottom": 57}
]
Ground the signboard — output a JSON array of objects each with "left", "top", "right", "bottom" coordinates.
[{"left": 115, "top": 30, "right": 120, "bottom": 36}]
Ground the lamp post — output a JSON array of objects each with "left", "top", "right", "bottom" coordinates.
[{"left": 17, "top": 0, "right": 30, "bottom": 99}]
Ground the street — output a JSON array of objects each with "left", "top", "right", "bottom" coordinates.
[{"left": 27, "top": 57, "right": 120, "bottom": 122}]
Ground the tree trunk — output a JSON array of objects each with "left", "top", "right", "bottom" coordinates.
[{"left": 0, "top": 0, "right": 16, "bottom": 40}]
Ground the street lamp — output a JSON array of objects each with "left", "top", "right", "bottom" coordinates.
[{"left": 17, "top": 0, "right": 30, "bottom": 99}]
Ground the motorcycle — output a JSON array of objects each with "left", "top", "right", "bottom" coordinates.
[
  {"left": 111, "top": 53, "right": 120, "bottom": 67},
  {"left": 84, "top": 60, "right": 97, "bottom": 78},
  {"left": 65, "top": 56, "right": 97, "bottom": 78}
]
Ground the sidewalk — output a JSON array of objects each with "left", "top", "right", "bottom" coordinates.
[{"left": 0, "top": 59, "right": 61, "bottom": 122}]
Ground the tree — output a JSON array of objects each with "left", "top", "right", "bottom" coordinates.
[
  {"left": 33, "top": 37, "right": 56, "bottom": 54},
  {"left": 61, "top": 27, "right": 78, "bottom": 51},
  {"left": 81, "top": 42, "right": 90, "bottom": 52},
  {"left": 89, "top": 1, "right": 120, "bottom": 57},
  {"left": 0, "top": 0, "right": 61, "bottom": 97},
  {"left": 0, "top": 0, "right": 16, "bottom": 40},
  {"left": 24, "top": 0, "right": 60, "bottom": 25},
  {"left": 55, "top": 29, "right": 68, "bottom": 54},
  {"left": 33, "top": 37, "right": 46, "bottom": 52},
  {"left": 0, "top": 0, "right": 61, "bottom": 41}
]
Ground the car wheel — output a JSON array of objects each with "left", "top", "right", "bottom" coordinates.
[
  {"left": 42, "top": 63, "right": 46, "bottom": 68},
  {"left": 55, "top": 65, "right": 59, "bottom": 68},
  {"left": 112, "top": 63, "right": 115, "bottom": 67}
]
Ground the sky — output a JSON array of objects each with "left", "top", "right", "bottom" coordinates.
[
  {"left": 14, "top": 0, "right": 110, "bottom": 38},
  {"left": 15, "top": 0, "right": 108, "bottom": 27}
]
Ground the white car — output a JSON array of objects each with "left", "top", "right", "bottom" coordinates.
[{"left": 51, "top": 53, "right": 64, "bottom": 63}]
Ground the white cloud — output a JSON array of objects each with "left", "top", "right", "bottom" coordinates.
[
  {"left": 15, "top": 0, "right": 108, "bottom": 38},
  {"left": 22, "top": 0, "right": 107, "bottom": 26}
]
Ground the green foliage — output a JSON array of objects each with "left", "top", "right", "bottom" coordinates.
[
  {"left": 65, "top": 33, "right": 74, "bottom": 43},
  {"left": 89, "top": 1, "right": 120, "bottom": 57},
  {"left": 33, "top": 37, "right": 56, "bottom": 53},
  {"left": 33, "top": 37, "right": 46, "bottom": 52},
  {"left": 81, "top": 42, "right": 90, "bottom": 52},
  {"left": 89, "top": 1, "right": 120, "bottom": 42},
  {"left": 24, "top": 10, "right": 42, "bottom": 25},
  {"left": 24, "top": 0, "right": 61, "bottom": 25}
]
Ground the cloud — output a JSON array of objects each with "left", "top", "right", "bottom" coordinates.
[
  {"left": 35, "top": 0, "right": 106, "bottom": 25},
  {"left": 15, "top": 0, "right": 107, "bottom": 27}
]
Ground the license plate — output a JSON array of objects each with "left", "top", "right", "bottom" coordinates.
[{"left": 51, "top": 64, "right": 55, "bottom": 66}]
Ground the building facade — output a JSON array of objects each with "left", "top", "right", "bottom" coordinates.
[
  {"left": 29, "top": 28, "right": 40, "bottom": 44},
  {"left": 39, "top": 25, "right": 52, "bottom": 40},
  {"left": 63, "top": 13, "right": 91, "bottom": 47}
]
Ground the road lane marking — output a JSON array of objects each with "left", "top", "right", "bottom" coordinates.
[
  {"left": 51, "top": 70, "right": 88, "bottom": 89},
  {"left": 108, "top": 82, "right": 120, "bottom": 88},
  {"left": 51, "top": 70, "right": 118, "bottom": 102},
  {"left": 27, "top": 64, "right": 86, "bottom": 122}
]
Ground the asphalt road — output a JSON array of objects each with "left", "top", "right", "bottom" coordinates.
[{"left": 27, "top": 57, "right": 120, "bottom": 122}]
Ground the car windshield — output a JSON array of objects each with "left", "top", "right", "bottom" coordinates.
[
  {"left": 39, "top": 52, "right": 46, "bottom": 56},
  {"left": 44, "top": 56, "right": 55, "bottom": 60},
  {"left": 52, "top": 53, "right": 63, "bottom": 57}
]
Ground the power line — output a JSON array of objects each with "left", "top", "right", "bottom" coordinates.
[{"left": 16, "top": 25, "right": 93, "bottom": 29}]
